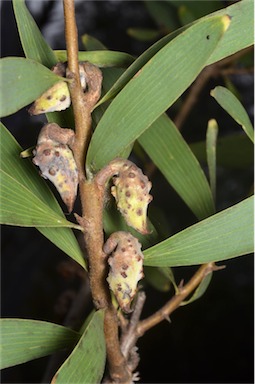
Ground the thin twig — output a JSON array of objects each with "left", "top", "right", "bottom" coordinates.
[
  {"left": 221, "top": 67, "right": 254, "bottom": 75},
  {"left": 120, "top": 291, "right": 146, "bottom": 359},
  {"left": 173, "top": 64, "right": 216, "bottom": 129},
  {"left": 137, "top": 262, "right": 224, "bottom": 336}
]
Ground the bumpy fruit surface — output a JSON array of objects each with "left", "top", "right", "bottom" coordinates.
[
  {"left": 28, "top": 81, "right": 71, "bottom": 115},
  {"left": 33, "top": 124, "right": 78, "bottom": 212},
  {"left": 103, "top": 231, "right": 144, "bottom": 313},
  {"left": 111, "top": 161, "right": 152, "bottom": 234}
]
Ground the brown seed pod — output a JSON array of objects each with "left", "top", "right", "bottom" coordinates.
[
  {"left": 32, "top": 123, "right": 78, "bottom": 212},
  {"left": 103, "top": 231, "right": 144, "bottom": 313},
  {"left": 111, "top": 161, "right": 152, "bottom": 234}
]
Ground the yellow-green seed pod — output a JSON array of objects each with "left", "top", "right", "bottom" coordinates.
[
  {"left": 28, "top": 62, "right": 88, "bottom": 115},
  {"left": 111, "top": 162, "right": 152, "bottom": 234},
  {"left": 103, "top": 231, "right": 144, "bottom": 313},
  {"left": 28, "top": 81, "right": 71, "bottom": 115}
]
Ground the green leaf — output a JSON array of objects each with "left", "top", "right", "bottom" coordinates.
[
  {"left": 0, "top": 318, "right": 80, "bottom": 369},
  {"left": 51, "top": 310, "right": 106, "bottom": 384},
  {"left": 0, "top": 123, "right": 86, "bottom": 269},
  {"left": 13, "top": 0, "right": 57, "bottom": 68},
  {"left": 139, "top": 114, "right": 215, "bottom": 219},
  {"left": 55, "top": 50, "right": 134, "bottom": 68},
  {"left": 101, "top": 68, "right": 126, "bottom": 97},
  {"left": 206, "top": 119, "right": 218, "bottom": 202},
  {"left": 0, "top": 58, "right": 62, "bottom": 117},
  {"left": 175, "top": 1, "right": 224, "bottom": 21},
  {"left": 98, "top": 0, "right": 253, "bottom": 107},
  {"left": 12, "top": 0, "right": 75, "bottom": 128},
  {"left": 127, "top": 28, "right": 161, "bottom": 42},
  {"left": 46, "top": 108, "right": 75, "bottom": 130},
  {"left": 87, "top": 15, "right": 230, "bottom": 171},
  {"left": 82, "top": 34, "right": 107, "bottom": 50},
  {"left": 207, "top": 0, "right": 254, "bottom": 65},
  {"left": 144, "top": 266, "right": 177, "bottom": 292},
  {"left": 145, "top": 1, "right": 179, "bottom": 30},
  {"left": 190, "top": 133, "right": 253, "bottom": 170},
  {"left": 180, "top": 271, "right": 213, "bottom": 306},
  {"left": 0, "top": 170, "right": 78, "bottom": 228},
  {"left": 178, "top": 5, "right": 196, "bottom": 26},
  {"left": 37, "top": 226, "right": 86, "bottom": 270},
  {"left": 210, "top": 86, "right": 254, "bottom": 143},
  {"left": 144, "top": 196, "right": 254, "bottom": 267}
]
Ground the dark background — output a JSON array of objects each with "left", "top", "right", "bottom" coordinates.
[{"left": 1, "top": 1, "right": 253, "bottom": 383}]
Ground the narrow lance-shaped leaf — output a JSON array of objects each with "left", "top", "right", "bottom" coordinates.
[
  {"left": 144, "top": 266, "right": 178, "bottom": 292},
  {"left": 206, "top": 119, "right": 218, "bottom": 202},
  {"left": 13, "top": 0, "right": 75, "bottom": 128},
  {"left": 0, "top": 170, "right": 79, "bottom": 228},
  {"left": 82, "top": 34, "right": 107, "bottom": 50},
  {"left": 176, "top": 1, "right": 224, "bottom": 23},
  {"left": 190, "top": 133, "right": 253, "bottom": 170},
  {"left": 97, "top": 0, "right": 253, "bottom": 107},
  {"left": 87, "top": 15, "right": 230, "bottom": 172},
  {"left": 13, "top": 0, "right": 57, "bottom": 68},
  {"left": 0, "top": 123, "right": 86, "bottom": 269},
  {"left": 144, "top": 196, "right": 254, "bottom": 267},
  {"left": 51, "top": 310, "right": 106, "bottom": 384},
  {"left": 55, "top": 50, "right": 134, "bottom": 68},
  {"left": 145, "top": 1, "right": 179, "bottom": 30},
  {"left": 178, "top": 5, "right": 197, "bottom": 26},
  {"left": 139, "top": 114, "right": 215, "bottom": 220},
  {"left": 207, "top": 0, "right": 254, "bottom": 65},
  {"left": 180, "top": 272, "right": 213, "bottom": 306},
  {"left": 0, "top": 58, "right": 63, "bottom": 118},
  {"left": 127, "top": 28, "right": 161, "bottom": 42},
  {"left": 210, "top": 86, "right": 254, "bottom": 143},
  {"left": 0, "top": 319, "right": 80, "bottom": 369},
  {"left": 37, "top": 226, "right": 86, "bottom": 270}
]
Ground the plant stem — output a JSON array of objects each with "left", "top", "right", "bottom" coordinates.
[
  {"left": 63, "top": 1, "right": 131, "bottom": 381},
  {"left": 63, "top": 0, "right": 91, "bottom": 180},
  {"left": 78, "top": 182, "right": 130, "bottom": 382}
]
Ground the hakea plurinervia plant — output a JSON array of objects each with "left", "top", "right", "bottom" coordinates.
[
  {"left": 108, "top": 159, "right": 153, "bottom": 234},
  {"left": 103, "top": 231, "right": 144, "bottom": 313},
  {"left": 28, "top": 61, "right": 93, "bottom": 115},
  {"left": 32, "top": 122, "right": 78, "bottom": 213}
]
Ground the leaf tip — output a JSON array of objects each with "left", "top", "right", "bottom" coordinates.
[
  {"left": 210, "top": 87, "right": 217, "bottom": 98},
  {"left": 221, "top": 14, "right": 231, "bottom": 33}
]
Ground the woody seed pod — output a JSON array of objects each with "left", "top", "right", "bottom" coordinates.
[
  {"left": 33, "top": 123, "right": 78, "bottom": 212},
  {"left": 111, "top": 161, "right": 152, "bottom": 234},
  {"left": 28, "top": 62, "right": 87, "bottom": 115},
  {"left": 103, "top": 231, "right": 144, "bottom": 313}
]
